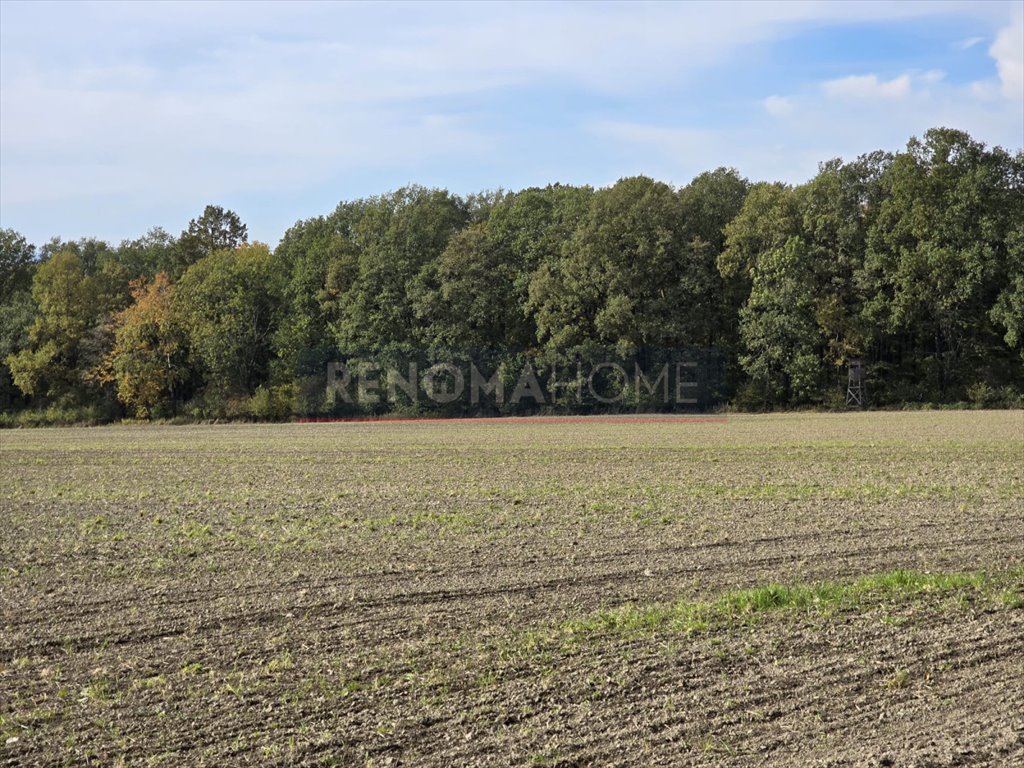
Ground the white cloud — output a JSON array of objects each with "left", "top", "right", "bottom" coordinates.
[
  {"left": 990, "top": 9, "right": 1024, "bottom": 100},
  {"left": 763, "top": 95, "right": 795, "bottom": 116},
  {"left": 0, "top": 0, "right": 1021, "bottom": 244},
  {"left": 587, "top": 119, "right": 828, "bottom": 185},
  {"left": 590, "top": 58, "right": 1022, "bottom": 188},
  {"left": 956, "top": 36, "right": 986, "bottom": 50},
  {"left": 823, "top": 74, "right": 912, "bottom": 101}
]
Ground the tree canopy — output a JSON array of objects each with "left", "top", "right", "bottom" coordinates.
[{"left": 2, "top": 127, "right": 1022, "bottom": 422}]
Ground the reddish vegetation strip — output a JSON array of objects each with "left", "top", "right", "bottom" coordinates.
[{"left": 295, "top": 414, "right": 730, "bottom": 425}]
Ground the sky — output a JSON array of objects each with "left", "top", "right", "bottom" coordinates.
[{"left": 1, "top": 0, "right": 1022, "bottom": 249}]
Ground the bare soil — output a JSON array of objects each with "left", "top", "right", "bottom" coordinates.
[{"left": 1, "top": 412, "right": 1021, "bottom": 766}]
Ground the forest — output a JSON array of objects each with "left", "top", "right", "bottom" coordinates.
[{"left": 1, "top": 127, "right": 1022, "bottom": 423}]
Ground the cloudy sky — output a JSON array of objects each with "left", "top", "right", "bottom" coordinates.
[{"left": 1, "top": 0, "right": 1021, "bottom": 248}]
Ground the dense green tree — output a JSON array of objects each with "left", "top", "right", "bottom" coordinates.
[
  {"left": 411, "top": 185, "right": 593, "bottom": 352},
  {"left": 176, "top": 243, "right": 284, "bottom": 400},
  {"left": 721, "top": 159, "right": 893, "bottom": 402},
  {"left": 861, "top": 128, "right": 1022, "bottom": 396},
  {"left": 332, "top": 187, "right": 468, "bottom": 351},
  {"left": 532, "top": 176, "right": 723, "bottom": 353},
  {"left": 990, "top": 223, "right": 1024, "bottom": 358},
  {"left": 175, "top": 205, "right": 248, "bottom": 276},
  {"left": 719, "top": 182, "right": 801, "bottom": 282},
  {"left": 0, "top": 287, "right": 36, "bottom": 409},
  {"left": 677, "top": 168, "right": 750, "bottom": 349},
  {"left": 738, "top": 237, "right": 824, "bottom": 404},
  {"left": 0, "top": 230, "right": 38, "bottom": 407},
  {"left": 1, "top": 229, "right": 36, "bottom": 299},
  {"left": 490, "top": 185, "right": 594, "bottom": 348},
  {"left": 117, "top": 227, "right": 177, "bottom": 281},
  {"left": 799, "top": 153, "right": 890, "bottom": 369},
  {"left": 5, "top": 251, "right": 102, "bottom": 401},
  {"left": 273, "top": 201, "right": 369, "bottom": 380},
  {"left": 410, "top": 223, "right": 509, "bottom": 350},
  {"left": 33, "top": 236, "right": 132, "bottom": 313}
]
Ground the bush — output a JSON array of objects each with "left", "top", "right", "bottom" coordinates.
[
  {"left": 247, "top": 384, "right": 295, "bottom": 421},
  {"left": 996, "top": 385, "right": 1023, "bottom": 408},
  {"left": 0, "top": 403, "right": 106, "bottom": 428},
  {"left": 963, "top": 383, "right": 1022, "bottom": 408},
  {"left": 966, "top": 382, "right": 997, "bottom": 408},
  {"left": 730, "top": 381, "right": 769, "bottom": 412},
  {"left": 225, "top": 395, "right": 252, "bottom": 419},
  {"left": 292, "top": 375, "right": 327, "bottom": 416},
  {"left": 819, "top": 388, "right": 848, "bottom": 411}
]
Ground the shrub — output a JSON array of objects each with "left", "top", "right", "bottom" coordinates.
[
  {"left": 247, "top": 384, "right": 295, "bottom": 421},
  {"left": 966, "top": 382, "right": 996, "bottom": 408}
]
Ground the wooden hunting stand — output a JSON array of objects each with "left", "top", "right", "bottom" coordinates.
[{"left": 846, "top": 359, "right": 866, "bottom": 408}]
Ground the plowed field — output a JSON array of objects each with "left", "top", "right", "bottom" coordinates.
[{"left": 2, "top": 411, "right": 1022, "bottom": 766}]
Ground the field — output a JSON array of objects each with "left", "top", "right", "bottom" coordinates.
[{"left": 1, "top": 411, "right": 1022, "bottom": 766}]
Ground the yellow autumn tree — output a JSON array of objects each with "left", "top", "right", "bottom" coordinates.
[{"left": 99, "top": 273, "right": 187, "bottom": 417}]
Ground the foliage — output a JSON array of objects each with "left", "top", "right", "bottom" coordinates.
[
  {"left": 990, "top": 223, "right": 1024, "bottom": 358},
  {"left": 331, "top": 186, "right": 469, "bottom": 351},
  {"left": 117, "top": 228, "right": 178, "bottom": 282},
  {"left": 176, "top": 243, "right": 284, "bottom": 402},
  {"left": 1, "top": 128, "right": 1022, "bottom": 421},
  {"left": 860, "top": 128, "right": 1022, "bottom": 397},
  {"left": 175, "top": 205, "right": 248, "bottom": 276},
  {"left": 98, "top": 273, "right": 188, "bottom": 418},
  {"left": 0, "top": 229, "right": 38, "bottom": 408},
  {"left": 737, "top": 237, "right": 824, "bottom": 404},
  {"left": 5, "top": 251, "right": 102, "bottom": 401},
  {"left": 1, "top": 228, "right": 36, "bottom": 299},
  {"left": 531, "top": 176, "right": 696, "bottom": 352}
]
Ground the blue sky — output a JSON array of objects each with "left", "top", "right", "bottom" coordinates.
[{"left": 1, "top": 0, "right": 1021, "bottom": 248}]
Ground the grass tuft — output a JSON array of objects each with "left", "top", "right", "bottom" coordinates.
[{"left": 562, "top": 568, "right": 1022, "bottom": 641}]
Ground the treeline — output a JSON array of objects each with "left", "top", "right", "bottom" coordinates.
[{"left": 1, "top": 127, "right": 1022, "bottom": 424}]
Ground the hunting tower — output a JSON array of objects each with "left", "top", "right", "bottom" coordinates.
[{"left": 846, "top": 359, "right": 866, "bottom": 408}]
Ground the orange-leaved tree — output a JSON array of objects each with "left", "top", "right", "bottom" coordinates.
[{"left": 96, "top": 272, "right": 188, "bottom": 417}]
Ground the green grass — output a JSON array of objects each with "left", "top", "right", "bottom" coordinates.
[{"left": 561, "top": 568, "right": 1019, "bottom": 640}]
